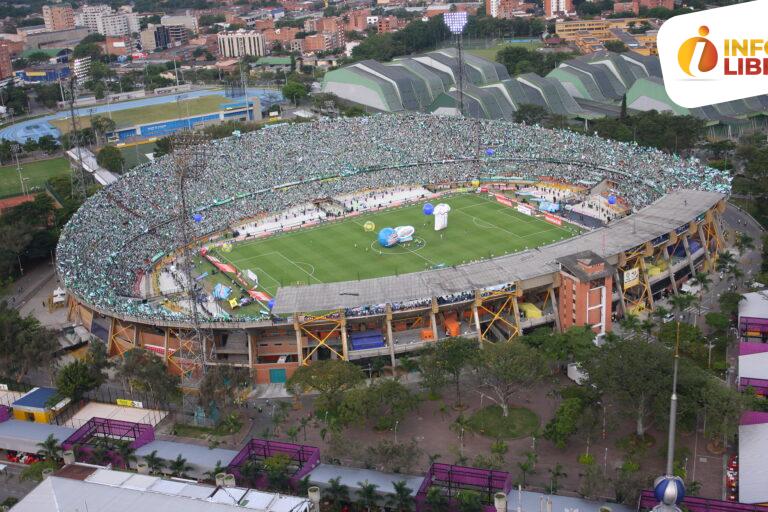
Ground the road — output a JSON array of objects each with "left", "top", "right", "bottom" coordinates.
[{"left": 0, "top": 464, "right": 38, "bottom": 506}]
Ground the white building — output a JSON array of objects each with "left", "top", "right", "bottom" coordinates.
[
  {"left": 11, "top": 466, "right": 312, "bottom": 512},
  {"left": 218, "top": 29, "right": 266, "bottom": 58},
  {"left": 78, "top": 5, "right": 138, "bottom": 36},
  {"left": 161, "top": 13, "right": 198, "bottom": 34}
]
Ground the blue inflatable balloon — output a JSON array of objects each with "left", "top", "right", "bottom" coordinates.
[
  {"left": 485, "top": 148, "right": 495, "bottom": 156},
  {"left": 193, "top": 213, "right": 203, "bottom": 223},
  {"left": 378, "top": 227, "right": 397, "bottom": 248},
  {"left": 267, "top": 299, "right": 275, "bottom": 309},
  {"left": 423, "top": 203, "right": 434, "bottom": 216},
  {"left": 608, "top": 195, "right": 617, "bottom": 205}
]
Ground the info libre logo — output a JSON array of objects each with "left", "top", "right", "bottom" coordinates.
[{"left": 658, "top": 1, "right": 768, "bottom": 108}]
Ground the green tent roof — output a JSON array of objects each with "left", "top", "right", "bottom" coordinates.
[
  {"left": 21, "top": 48, "right": 68, "bottom": 58},
  {"left": 256, "top": 57, "right": 291, "bottom": 66}
]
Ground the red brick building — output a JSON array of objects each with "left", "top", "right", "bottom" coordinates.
[
  {"left": 345, "top": 9, "right": 371, "bottom": 32},
  {"left": 544, "top": 0, "right": 574, "bottom": 18},
  {"left": 303, "top": 33, "right": 330, "bottom": 53},
  {"left": 613, "top": 1, "right": 639, "bottom": 14},
  {"left": 0, "top": 43, "right": 12, "bottom": 80},
  {"left": 638, "top": 0, "right": 673, "bottom": 9},
  {"left": 557, "top": 251, "right": 613, "bottom": 335}
]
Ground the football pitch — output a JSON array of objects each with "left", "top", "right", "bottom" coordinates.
[{"left": 203, "top": 193, "right": 581, "bottom": 299}]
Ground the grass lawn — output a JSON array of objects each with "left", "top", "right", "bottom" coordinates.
[
  {"left": 194, "top": 193, "right": 580, "bottom": 315},
  {"left": 119, "top": 141, "right": 157, "bottom": 170},
  {"left": 467, "top": 40, "right": 543, "bottom": 61},
  {"left": 51, "top": 95, "right": 230, "bottom": 134},
  {"left": 0, "top": 157, "right": 70, "bottom": 197},
  {"left": 467, "top": 405, "right": 539, "bottom": 439}
]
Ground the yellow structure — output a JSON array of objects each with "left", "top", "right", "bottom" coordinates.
[{"left": 11, "top": 387, "right": 70, "bottom": 424}]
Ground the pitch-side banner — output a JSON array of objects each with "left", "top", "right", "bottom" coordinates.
[{"left": 658, "top": 1, "right": 768, "bottom": 107}]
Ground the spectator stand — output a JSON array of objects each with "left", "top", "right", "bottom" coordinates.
[
  {"left": 227, "top": 439, "right": 320, "bottom": 490},
  {"left": 62, "top": 417, "right": 155, "bottom": 467},
  {"left": 416, "top": 463, "right": 512, "bottom": 512}
]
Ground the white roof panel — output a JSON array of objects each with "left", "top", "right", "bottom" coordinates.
[{"left": 739, "top": 422, "right": 768, "bottom": 503}]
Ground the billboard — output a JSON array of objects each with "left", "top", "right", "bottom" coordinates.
[
  {"left": 544, "top": 214, "right": 562, "bottom": 226},
  {"left": 623, "top": 267, "right": 640, "bottom": 290}
]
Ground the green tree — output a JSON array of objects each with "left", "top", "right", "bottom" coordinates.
[
  {"left": 339, "top": 379, "right": 419, "bottom": 430},
  {"left": 73, "top": 42, "right": 103, "bottom": 60},
  {"left": 387, "top": 480, "right": 415, "bottom": 512},
  {"left": 356, "top": 480, "right": 379, "bottom": 512},
  {"left": 325, "top": 476, "right": 350, "bottom": 511},
  {"left": 168, "top": 454, "right": 192, "bottom": 477},
  {"left": 55, "top": 359, "right": 102, "bottom": 402},
  {"left": 116, "top": 349, "right": 181, "bottom": 404},
  {"left": 91, "top": 115, "right": 116, "bottom": 145},
  {"left": 286, "top": 360, "right": 364, "bottom": 419},
  {"left": 240, "top": 459, "right": 262, "bottom": 485},
  {"left": 585, "top": 338, "right": 675, "bottom": 437},
  {"left": 456, "top": 490, "right": 483, "bottom": 512},
  {"left": 0, "top": 302, "right": 58, "bottom": 382},
  {"left": 472, "top": 341, "right": 547, "bottom": 417},
  {"left": 420, "top": 337, "right": 478, "bottom": 407},
  {"left": 604, "top": 40, "right": 629, "bottom": 52},
  {"left": 718, "top": 291, "right": 744, "bottom": 317},
  {"left": 517, "top": 450, "right": 537, "bottom": 487},
  {"left": 425, "top": 487, "right": 448, "bottom": 511},
  {"left": 115, "top": 443, "right": 137, "bottom": 469},
  {"left": 97, "top": 145, "right": 125, "bottom": 173},
  {"left": 36, "top": 434, "right": 62, "bottom": 463},
  {"left": 282, "top": 80, "right": 307, "bottom": 105},
  {"left": 547, "top": 463, "right": 567, "bottom": 493},
  {"left": 543, "top": 397, "right": 584, "bottom": 448},
  {"left": 142, "top": 450, "right": 165, "bottom": 474},
  {"left": 514, "top": 103, "right": 549, "bottom": 125},
  {"left": 264, "top": 453, "right": 291, "bottom": 490}
]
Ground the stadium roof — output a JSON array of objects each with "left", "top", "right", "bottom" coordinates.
[{"left": 273, "top": 189, "right": 723, "bottom": 313}]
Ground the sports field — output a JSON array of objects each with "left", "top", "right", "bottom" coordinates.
[
  {"left": 50, "top": 95, "right": 230, "bottom": 133},
  {"left": 0, "top": 157, "right": 70, "bottom": 197},
  {"left": 201, "top": 194, "right": 580, "bottom": 299}
]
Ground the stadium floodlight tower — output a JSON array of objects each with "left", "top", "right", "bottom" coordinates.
[
  {"left": 65, "top": 75, "right": 88, "bottom": 201},
  {"left": 170, "top": 131, "right": 211, "bottom": 421},
  {"left": 444, "top": 11, "right": 469, "bottom": 117}
]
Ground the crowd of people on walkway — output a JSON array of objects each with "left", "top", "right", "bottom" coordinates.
[{"left": 56, "top": 114, "right": 731, "bottom": 323}]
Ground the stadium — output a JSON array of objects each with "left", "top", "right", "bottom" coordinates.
[{"left": 57, "top": 114, "right": 731, "bottom": 384}]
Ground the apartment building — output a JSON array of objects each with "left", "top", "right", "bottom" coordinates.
[
  {"left": 42, "top": 5, "right": 75, "bottom": 31},
  {"left": 218, "top": 29, "right": 266, "bottom": 57}
]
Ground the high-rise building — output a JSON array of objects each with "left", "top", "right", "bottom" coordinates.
[
  {"left": 42, "top": 5, "right": 75, "bottom": 32},
  {"left": 0, "top": 43, "right": 12, "bottom": 79},
  {"left": 78, "top": 5, "right": 112, "bottom": 32},
  {"left": 78, "top": 5, "right": 138, "bottom": 36},
  {"left": 544, "top": 0, "right": 573, "bottom": 18},
  {"left": 160, "top": 13, "right": 198, "bottom": 34},
  {"left": 217, "top": 29, "right": 266, "bottom": 57}
]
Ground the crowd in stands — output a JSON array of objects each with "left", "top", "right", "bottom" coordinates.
[{"left": 56, "top": 114, "right": 731, "bottom": 323}]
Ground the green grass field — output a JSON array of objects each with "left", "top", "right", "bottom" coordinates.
[
  {"left": 466, "top": 40, "right": 543, "bottom": 61},
  {"left": 0, "top": 157, "right": 70, "bottom": 197},
  {"left": 119, "top": 141, "right": 157, "bottom": 170},
  {"left": 198, "top": 194, "right": 579, "bottom": 305},
  {"left": 51, "top": 95, "right": 230, "bottom": 133}
]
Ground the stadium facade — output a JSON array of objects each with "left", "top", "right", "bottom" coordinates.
[
  {"left": 322, "top": 49, "right": 768, "bottom": 139},
  {"left": 58, "top": 116, "right": 729, "bottom": 385}
]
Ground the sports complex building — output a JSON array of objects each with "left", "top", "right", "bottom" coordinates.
[
  {"left": 57, "top": 114, "right": 731, "bottom": 385},
  {"left": 322, "top": 49, "right": 768, "bottom": 139}
]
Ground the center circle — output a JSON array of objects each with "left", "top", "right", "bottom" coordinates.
[{"left": 370, "top": 237, "right": 427, "bottom": 255}]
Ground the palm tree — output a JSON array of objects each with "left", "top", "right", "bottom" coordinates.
[
  {"left": 204, "top": 460, "right": 226, "bottom": 482},
  {"left": 356, "top": 480, "right": 379, "bottom": 512},
  {"left": 517, "top": 451, "right": 537, "bottom": 488},
  {"left": 716, "top": 251, "right": 736, "bottom": 272},
  {"left": 547, "top": 463, "right": 567, "bottom": 494},
  {"left": 90, "top": 444, "right": 109, "bottom": 466},
  {"left": 735, "top": 232, "right": 755, "bottom": 253},
  {"left": 425, "top": 487, "right": 448, "bottom": 512},
  {"left": 299, "top": 416, "right": 311, "bottom": 441},
  {"left": 325, "top": 476, "right": 349, "bottom": 512},
  {"left": 640, "top": 319, "right": 655, "bottom": 338},
  {"left": 286, "top": 426, "right": 299, "bottom": 444},
  {"left": 450, "top": 414, "right": 471, "bottom": 457},
  {"left": 619, "top": 313, "right": 641, "bottom": 334},
  {"left": 652, "top": 305, "right": 671, "bottom": 325},
  {"left": 142, "top": 450, "right": 165, "bottom": 475},
  {"left": 115, "top": 443, "right": 136, "bottom": 469},
  {"left": 240, "top": 459, "right": 261, "bottom": 486},
  {"left": 669, "top": 292, "right": 697, "bottom": 320},
  {"left": 36, "top": 434, "right": 62, "bottom": 464},
  {"left": 691, "top": 271, "right": 712, "bottom": 317},
  {"left": 387, "top": 480, "right": 414, "bottom": 511},
  {"left": 168, "top": 454, "right": 192, "bottom": 477}
]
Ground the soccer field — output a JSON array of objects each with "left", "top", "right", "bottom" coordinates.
[
  {"left": 202, "top": 193, "right": 580, "bottom": 299},
  {"left": 50, "top": 95, "right": 230, "bottom": 133},
  {"left": 0, "top": 157, "right": 70, "bottom": 197}
]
